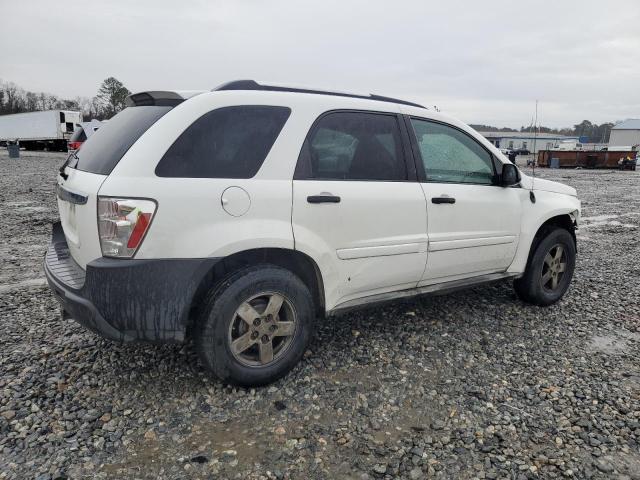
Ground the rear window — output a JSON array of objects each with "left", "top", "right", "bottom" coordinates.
[
  {"left": 74, "top": 106, "right": 171, "bottom": 175},
  {"left": 155, "top": 106, "right": 291, "bottom": 178}
]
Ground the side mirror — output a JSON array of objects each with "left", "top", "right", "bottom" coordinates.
[{"left": 500, "top": 163, "right": 521, "bottom": 187}]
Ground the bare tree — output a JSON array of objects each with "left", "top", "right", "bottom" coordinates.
[
  {"left": 3, "top": 82, "right": 24, "bottom": 113},
  {"left": 96, "top": 77, "right": 130, "bottom": 118},
  {"left": 25, "top": 91, "right": 39, "bottom": 111}
]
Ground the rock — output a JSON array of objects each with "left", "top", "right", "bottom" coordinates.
[
  {"left": 593, "top": 459, "right": 614, "bottom": 473},
  {"left": 221, "top": 450, "right": 237, "bottom": 460},
  {"left": 409, "top": 467, "right": 423, "bottom": 479},
  {"left": 190, "top": 455, "right": 208, "bottom": 464},
  {"left": 431, "top": 420, "right": 445, "bottom": 431},
  {"left": 1, "top": 410, "right": 16, "bottom": 420}
]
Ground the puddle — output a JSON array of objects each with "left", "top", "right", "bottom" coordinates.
[
  {"left": 18, "top": 206, "right": 50, "bottom": 213},
  {"left": 582, "top": 215, "right": 620, "bottom": 222},
  {"left": 0, "top": 277, "right": 47, "bottom": 293},
  {"left": 102, "top": 364, "right": 445, "bottom": 477},
  {"left": 581, "top": 221, "right": 636, "bottom": 229},
  {"left": 587, "top": 329, "right": 640, "bottom": 356},
  {"left": 581, "top": 213, "right": 638, "bottom": 229}
]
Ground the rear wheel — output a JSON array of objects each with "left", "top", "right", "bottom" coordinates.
[
  {"left": 514, "top": 227, "right": 576, "bottom": 306},
  {"left": 195, "top": 265, "right": 314, "bottom": 386}
]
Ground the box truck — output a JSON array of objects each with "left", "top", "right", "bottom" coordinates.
[{"left": 0, "top": 110, "right": 83, "bottom": 151}]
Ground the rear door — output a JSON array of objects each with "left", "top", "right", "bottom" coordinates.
[
  {"left": 406, "top": 117, "right": 521, "bottom": 284},
  {"left": 58, "top": 105, "right": 172, "bottom": 268},
  {"left": 292, "top": 110, "right": 428, "bottom": 308}
]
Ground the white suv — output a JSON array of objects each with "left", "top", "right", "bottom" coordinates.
[{"left": 46, "top": 80, "right": 580, "bottom": 386}]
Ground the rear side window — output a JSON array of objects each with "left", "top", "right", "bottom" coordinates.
[
  {"left": 155, "top": 106, "right": 291, "bottom": 178},
  {"left": 295, "top": 111, "right": 407, "bottom": 181},
  {"left": 75, "top": 106, "right": 171, "bottom": 175}
]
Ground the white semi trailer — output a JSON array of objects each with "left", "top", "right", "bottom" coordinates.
[{"left": 0, "top": 110, "right": 83, "bottom": 151}]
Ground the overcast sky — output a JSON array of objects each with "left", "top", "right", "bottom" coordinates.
[{"left": 2, "top": 0, "right": 639, "bottom": 128}]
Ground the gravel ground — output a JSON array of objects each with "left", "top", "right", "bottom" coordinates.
[{"left": 0, "top": 150, "right": 639, "bottom": 480}]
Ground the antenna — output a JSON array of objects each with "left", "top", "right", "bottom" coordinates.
[{"left": 530, "top": 100, "right": 538, "bottom": 203}]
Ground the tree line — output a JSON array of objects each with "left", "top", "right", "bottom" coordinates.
[
  {"left": 470, "top": 120, "right": 615, "bottom": 143},
  {"left": 0, "top": 77, "right": 130, "bottom": 120},
  {"left": 0, "top": 78, "right": 619, "bottom": 143}
]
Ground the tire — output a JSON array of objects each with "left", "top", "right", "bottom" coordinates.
[
  {"left": 514, "top": 227, "right": 576, "bottom": 306},
  {"left": 195, "top": 265, "right": 315, "bottom": 386}
]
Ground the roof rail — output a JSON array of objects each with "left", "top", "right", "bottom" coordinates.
[{"left": 212, "top": 80, "right": 425, "bottom": 109}]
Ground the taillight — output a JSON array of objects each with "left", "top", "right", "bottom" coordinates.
[
  {"left": 97, "top": 197, "right": 157, "bottom": 258},
  {"left": 68, "top": 141, "right": 83, "bottom": 151}
]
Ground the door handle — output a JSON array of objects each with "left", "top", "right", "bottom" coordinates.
[
  {"left": 431, "top": 196, "right": 455, "bottom": 204},
  {"left": 307, "top": 194, "right": 341, "bottom": 204}
]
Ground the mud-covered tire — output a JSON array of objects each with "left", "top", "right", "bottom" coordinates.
[
  {"left": 195, "top": 265, "right": 314, "bottom": 386},
  {"left": 514, "top": 227, "right": 576, "bottom": 306}
]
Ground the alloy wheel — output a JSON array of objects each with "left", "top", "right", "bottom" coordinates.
[
  {"left": 541, "top": 244, "right": 567, "bottom": 291},
  {"left": 227, "top": 292, "right": 297, "bottom": 367}
]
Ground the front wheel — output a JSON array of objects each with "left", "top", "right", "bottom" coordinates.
[
  {"left": 514, "top": 227, "right": 576, "bottom": 306},
  {"left": 195, "top": 265, "right": 315, "bottom": 386}
]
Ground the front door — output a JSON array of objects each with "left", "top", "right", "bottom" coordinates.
[
  {"left": 407, "top": 118, "right": 521, "bottom": 284},
  {"left": 292, "top": 111, "right": 428, "bottom": 309}
]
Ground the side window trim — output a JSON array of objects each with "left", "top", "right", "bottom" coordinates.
[
  {"left": 293, "top": 109, "right": 417, "bottom": 182},
  {"left": 404, "top": 115, "right": 499, "bottom": 185}
]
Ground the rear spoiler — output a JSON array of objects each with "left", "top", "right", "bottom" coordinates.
[{"left": 125, "top": 90, "right": 207, "bottom": 107}]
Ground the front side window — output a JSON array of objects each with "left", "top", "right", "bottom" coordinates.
[
  {"left": 410, "top": 119, "right": 495, "bottom": 185},
  {"left": 296, "top": 112, "right": 407, "bottom": 181},
  {"left": 156, "top": 106, "right": 290, "bottom": 178}
]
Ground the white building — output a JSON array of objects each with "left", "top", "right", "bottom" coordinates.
[
  {"left": 478, "top": 131, "right": 579, "bottom": 153},
  {"left": 609, "top": 119, "right": 640, "bottom": 147}
]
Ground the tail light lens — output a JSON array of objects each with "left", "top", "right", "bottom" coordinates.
[
  {"left": 97, "top": 197, "right": 157, "bottom": 258},
  {"left": 68, "top": 141, "right": 83, "bottom": 151}
]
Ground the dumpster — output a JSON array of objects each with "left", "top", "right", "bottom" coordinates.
[{"left": 7, "top": 144, "right": 20, "bottom": 159}]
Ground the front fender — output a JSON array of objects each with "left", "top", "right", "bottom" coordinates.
[{"left": 507, "top": 190, "right": 580, "bottom": 274}]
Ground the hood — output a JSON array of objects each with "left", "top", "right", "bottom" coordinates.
[{"left": 520, "top": 173, "right": 577, "bottom": 197}]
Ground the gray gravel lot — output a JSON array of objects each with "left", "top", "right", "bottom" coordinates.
[{"left": 0, "top": 150, "right": 639, "bottom": 480}]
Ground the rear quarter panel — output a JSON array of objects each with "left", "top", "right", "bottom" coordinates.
[{"left": 98, "top": 92, "right": 319, "bottom": 260}]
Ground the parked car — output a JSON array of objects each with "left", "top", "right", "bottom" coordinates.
[
  {"left": 513, "top": 148, "right": 530, "bottom": 155},
  {"left": 46, "top": 80, "right": 581, "bottom": 386},
  {"left": 67, "top": 120, "right": 102, "bottom": 153},
  {"left": 500, "top": 148, "right": 513, "bottom": 155}
]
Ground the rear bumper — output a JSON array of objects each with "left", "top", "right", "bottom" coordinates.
[{"left": 44, "top": 222, "right": 221, "bottom": 343}]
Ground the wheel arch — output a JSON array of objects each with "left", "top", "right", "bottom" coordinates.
[
  {"left": 508, "top": 209, "right": 579, "bottom": 275},
  {"left": 524, "top": 213, "right": 577, "bottom": 270},
  {"left": 186, "top": 248, "right": 325, "bottom": 336},
  {"left": 536, "top": 213, "right": 576, "bottom": 242}
]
